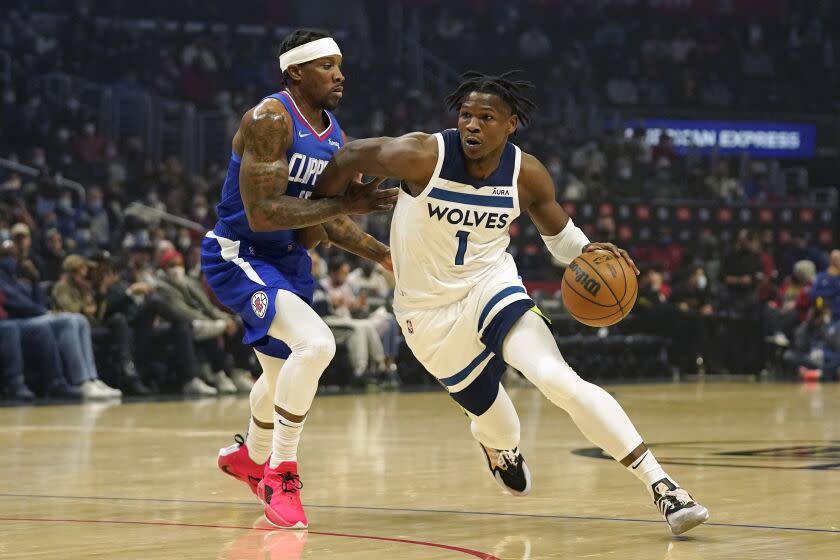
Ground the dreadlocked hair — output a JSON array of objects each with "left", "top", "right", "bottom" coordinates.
[
  {"left": 278, "top": 28, "right": 332, "bottom": 83},
  {"left": 445, "top": 71, "right": 537, "bottom": 127}
]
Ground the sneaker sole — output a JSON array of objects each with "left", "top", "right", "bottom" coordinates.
[
  {"left": 668, "top": 505, "right": 710, "bottom": 535},
  {"left": 262, "top": 512, "right": 308, "bottom": 530}
]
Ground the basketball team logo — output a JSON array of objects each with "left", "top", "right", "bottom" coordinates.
[{"left": 251, "top": 291, "right": 268, "bottom": 319}]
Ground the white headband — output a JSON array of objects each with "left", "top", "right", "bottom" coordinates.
[{"left": 278, "top": 37, "right": 342, "bottom": 72}]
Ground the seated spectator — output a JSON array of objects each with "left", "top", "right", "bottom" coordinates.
[
  {"left": 0, "top": 240, "right": 117, "bottom": 399},
  {"left": 40, "top": 228, "right": 66, "bottom": 282},
  {"left": 811, "top": 250, "right": 840, "bottom": 321},
  {"left": 766, "top": 260, "right": 816, "bottom": 345},
  {"left": 10, "top": 223, "right": 43, "bottom": 288},
  {"left": 784, "top": 298, "right": 840, "bottom": 381},
  {"left": 319, "top": 257, "right": 388, "bottom": 383},
  {"left": 347, "top": 260, "right": 402, "bottom": 382},
  {"left": 52, "top": 254, "right": 152, "bottom": 395},
  {"left": 0, "top": 288, "right": 35, "bottom": 401},
  {"left": 156, "top": 248, "right": 251, "bottom": 393},
  {"left": 670, "top": 265, "right": 715, "bottom": 374},
  {"left": 104, "top": 247, "right": 216, "bottom": 396}
]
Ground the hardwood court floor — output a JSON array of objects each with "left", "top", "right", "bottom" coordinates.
[{"left": 1, "top": 382, "right": 838, "bottom": 559}]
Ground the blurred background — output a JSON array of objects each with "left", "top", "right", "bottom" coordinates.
[{"left": 1, "top": 0, "right": 839, "bottom": 404}]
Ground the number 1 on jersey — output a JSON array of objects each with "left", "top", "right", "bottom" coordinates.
[{"left": 454, "top": 230, "right": 470, "bottom": 265}]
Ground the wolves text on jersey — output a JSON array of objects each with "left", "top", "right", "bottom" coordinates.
[
  {"left": 288, "top": 153, "right": 328, "bottom": 187},
  {"left": 427, "top": 203, "right": 510, "bottom": 229}
]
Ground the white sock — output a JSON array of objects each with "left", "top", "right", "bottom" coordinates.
[
  {"left": 627, "top": 449, "right": 677, "bottom": 494},
  {"left": 245, "top": 417, "right": 272, "bottom": 465},
  {"left": 269, "top": 412, "right": 305, "bottom": 468}
]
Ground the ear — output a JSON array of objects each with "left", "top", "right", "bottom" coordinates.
[
  {"left": 286, "top": 63, "right": 304, "bottom": 83},
  {"left": 507, "top": 114, "right": 519, "bottom": 136}
]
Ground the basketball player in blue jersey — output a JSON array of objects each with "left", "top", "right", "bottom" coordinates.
[
  {"left": 313, "top": 72, "right": 709, "bottom": 535},
  {"left": 202, "top": 29, "right": 398, "bottom": 529}
]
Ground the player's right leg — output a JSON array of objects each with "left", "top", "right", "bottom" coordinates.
[
  {"left": 257, "top": 289, "right": 336, "bottom": 529},
  {"left": 502, "top": 311, "right": 709, "bottom": 535}
]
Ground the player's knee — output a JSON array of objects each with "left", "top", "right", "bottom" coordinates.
[
  {"left": 298, "top": 333, "right": 336, "bottom": 368},
  {"left": 534, "top": 356, "right": 582, "bottom": 401}
]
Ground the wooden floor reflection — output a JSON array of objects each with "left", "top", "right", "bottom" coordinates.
[{"left": 1, "top": 382, "right": 838, "bottom": 559}]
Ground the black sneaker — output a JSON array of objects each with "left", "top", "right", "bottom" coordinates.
[
  {"left": 480, "top": 445, "right": 531, "bottom": 496},
  {"left": 652, "top": 478, "right": 710, "bottom": 535}
]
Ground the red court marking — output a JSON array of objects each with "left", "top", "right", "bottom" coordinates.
[{"left": 0, "top": 517, "right": 500, "bottom": 559}]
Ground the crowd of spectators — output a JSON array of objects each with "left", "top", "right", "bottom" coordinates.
[{"left": 2, "top": 1, "right": 839, "bottom": 403}]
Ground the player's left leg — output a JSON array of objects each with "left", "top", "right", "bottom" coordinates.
[
  {"left": 218, "top": 351, "right": 285, "bottom": 497},
  {"left": 502, "top": 311, "right": 709, "bottom": 535},
  {"left": 464, "top": 386, "right": 531, "bottom": 496}
]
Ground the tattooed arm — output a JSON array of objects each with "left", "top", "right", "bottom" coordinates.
[
  {"left": 238, "top": 99, "right": 398, "bottom": 232},
  {"left": 322, "top": 215, "right": 390, "bottom": 266}
]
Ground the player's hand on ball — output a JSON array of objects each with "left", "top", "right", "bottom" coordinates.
[
  {"left": 583, "top": 242, "right": 640, "bottom": 275},
  {"left": 343, "top": 177, "right": 399, "bottom": 215}
]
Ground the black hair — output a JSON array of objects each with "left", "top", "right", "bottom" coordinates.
[
  {"left": 278, "top": 28, "right": 332, "bottom": 84},
  {"left": 445, "top": 71, "right": 537, "bottom": 127}
]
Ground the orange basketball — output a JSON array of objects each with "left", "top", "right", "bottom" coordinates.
[{"left": 561, "top": 251, "right": 638, "bottom": 327}]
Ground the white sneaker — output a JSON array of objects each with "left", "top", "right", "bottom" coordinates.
[
  {"left": 211, "top": 371, "right": 237, "bottom": 394},
  {"left": 80, "top": 380, "right": 110, "bottom": 400},
  {"left": 183, "top": 377, "right": 219, "bottom": 396},
  {"left": 652, "top": 478, "right": 710, "bottom": 535},
  {"left": 231, "top": 369, "right": 255, "bottom": 392},
  {"left": 94, "top": 379, "right": 122, "bottom": 398}
]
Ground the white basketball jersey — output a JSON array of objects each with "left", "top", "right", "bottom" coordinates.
[{"left": 391, "top": 129, "right": 522, "bottom": 311}]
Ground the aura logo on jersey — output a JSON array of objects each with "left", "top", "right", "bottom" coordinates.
[
  {"left": 568, "top": 261, "right": 602, "bottom": 297},
  {"left": 427, "top": 204, "right": 510, "bottom": 229},
  {"left": 288, "top": 153, "right": 329, "bottom": 186}
]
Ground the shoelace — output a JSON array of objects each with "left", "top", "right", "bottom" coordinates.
[
  {"left": 497, "top": 449, "right": 519, "bottom": 471},
  {"left": 657, "top": 488, "right": 692, "bottom": 515},
  {"left": 280, "top": 472, "right": 303, "bottom": 494}
]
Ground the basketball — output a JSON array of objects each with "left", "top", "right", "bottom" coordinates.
[{"left": 561, "top": 251, "right": 638, "bottom": 327}]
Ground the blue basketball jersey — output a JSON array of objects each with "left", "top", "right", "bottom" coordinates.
[{"left": 213, "top": 90, "right": 345, "bottom": 258}]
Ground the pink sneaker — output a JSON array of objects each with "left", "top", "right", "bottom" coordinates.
[
  {"left": 258, "top": 461, "right": 307, "bottom": 529},
  {"left": 218, "top": 434, "right": 265, "bottom": 496}
]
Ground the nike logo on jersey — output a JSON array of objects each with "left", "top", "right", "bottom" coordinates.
[
  {"left": 427, "top": 203, "right": 509, "bottom": 229},
  {"left": 288, "top": 153, "right": 328, "bottom": 186},
  {"left": 298, "top": 130, "right": 311, "bottom": 138}
]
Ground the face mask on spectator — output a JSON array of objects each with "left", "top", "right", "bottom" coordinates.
[
  {"left": 58, "top": 197, "right": 73, "bottom": 210},
  {"left": 696, "top": 275, "right": 707, "bottom": 290},
  {"left": 77, "top": 229, "right": 91, "bottom": 242},
  {"left": 194, "top": 206, "right": 208, "bottom": 220},
  {"left": 177, "top": 235, "right": 191, "bottom": 250},
  {"left": 32, "top": 154, "right": 46, "bottom": 167},
  {"left": 89, "top": 199, "right": 103, "bottom": 212},
  {"left": 57, "top": 128, "right": 71, "bottom": 142},
  {"left": 167, "top": 265, "right": 186, "bottom": 283}
]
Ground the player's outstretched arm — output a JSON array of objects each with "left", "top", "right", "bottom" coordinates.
[
  {"left": 313, "top": 133, "right": 438, "bottom": 198},
  {"left": 519, "top": 153, "right": 639, "bottom": 272},
  {"left": 239, "top": 100, "right": 397, "bottom": 232}
]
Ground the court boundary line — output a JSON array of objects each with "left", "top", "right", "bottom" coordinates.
[
  {"left": 1, "top": 492, "right": 837, "bottom": 535},
  {"left": 0, "top": 516, "right": 499, "bottom": 559}
]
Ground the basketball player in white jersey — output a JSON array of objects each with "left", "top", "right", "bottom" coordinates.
[{"left": 313, "top": 72, "right": 709, "bottom": 535}]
